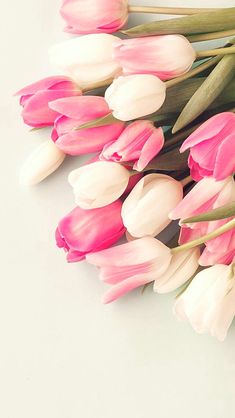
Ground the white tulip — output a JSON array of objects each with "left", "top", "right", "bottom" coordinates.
[
  {"left": 49, "top": 34, "right": 121, "bottom": 89},
  {"left": 154, "top": 248, "right": 200, "bottom": 294},
  {"left": 105, "top": 74, "right": 166, "bottom": 121},
  {"left": 20, "top": 140, "right": 66, "bottom": 186},
  {"left": 174, "top": 264, "right": 235, "bottom": 341},
  {"left": 68, "top": 161, "right": 130, "bottom": 209},
  {"left": 121, "top": 174, "right": 183, "bottom": 237}
]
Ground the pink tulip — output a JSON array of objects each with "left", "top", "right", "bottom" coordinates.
[
  {"left": 49, "top": 96, "right": 125, "bottom": 155},
  {"left": 86, "top": 237, "right": 172, "bottom": 303},
  {"left": 16, "top": 76, "right": 81, "bottom": 128},
  {"left": 100, "top": 120, "right": 164, "bottom": 171},
  {"left": 180, "top": 112, "right": 235, "bottom": 181},
  {"left": 169, "top": 176, "right": 235, "bottom": 266},
  {"left": 113, "top": 35, "right": 196, "bottom": 80},
  {"left": 60, "top": 0, "right": 128, "bottom": 34},
  {"left": 56, "top": 200, "right": 125, "bottom": 262}
]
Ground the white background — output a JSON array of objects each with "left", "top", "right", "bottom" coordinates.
[{"left": 1, "top": 1, "right": 235, "bottom": 417}]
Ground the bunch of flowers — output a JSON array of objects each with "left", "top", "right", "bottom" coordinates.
[{"left": 16, "top": 1, "right": 235, "bottom": 341}]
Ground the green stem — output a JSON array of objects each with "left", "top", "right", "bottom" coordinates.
[
  {"left": 197, "top": 45, "right": 235, "bottom": 58},
  {"left": 128, "top": 6, "right": 219, "bottom": 15},
  {"left": 171, "top": 218, "right": 235, "bottom": 254}
]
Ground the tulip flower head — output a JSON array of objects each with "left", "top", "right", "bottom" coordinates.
[
  {"left": 87, "top": 237, "right": 172, "bottom": 303},
  {"left": 113, "top": 35, "right": 196, "bottom": 80},
  {"left": 105, "top": 74, "right": 166, "bottom": 121},
  {"left": 170, "top": 176, "right": 235, "bottom": 266},
  {"left": 174, "top": 263, "right": 235, "bottom": 341},
  {"left": 100, "top": 120, "right": 164, "bottom": 171},
  {"left": 19, "top": 140, "right": 66, "bottom": 186},
  {"left": 60, "top": 0, "right": 129, "bottom": 34},
  {"left": 154, "top": 248, "right": 200, "bottom": 294},
  {"left": 49, "top": 34, "right": 122, "bottom": 89},
  {"left": 68, "top": 161, "right": 130, "bottom": 209},
  {"left": 122, "top": 174, "right": 183, "bottom": 238},
  {"left": 49, "top": 96, "right": 125, "bottom": 155},
  {"left": 56, "top": 200, "right": 126, "bottom": 262},
  {"left": 16, "top": 76, "right": 81, "bottom": 128},
  {"left": 180, "top": 112, "right": 235, "bottom": 181}
]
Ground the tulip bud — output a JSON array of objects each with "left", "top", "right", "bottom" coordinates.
[
  {"left": 56, "top": 200, "right": 125, "bottom": 262},
  {"left": 122, "top": 174, "right": 183, "bottom": 238},
  {"left": 60, "top": 0, "right": 128, "bottom": 34},
  {"left": 105, "top": 75, "right": 166, "bottom": 121},
  {"left": 113, "top": 35, "right": 196, "bottom": 80},
  {"left": 100, "top": 120, "right": 164, "bottom": 171},
  {"left": 20, "top": 140, "right": 66, "bottom": 186},
  {"left": 15, "top": 76, "right": 81, "bottom": 128},
  {"left": 68, "top": 161, "right": 130, "bottom": 209},
  {"left": 154, "top": 248, "right": 200, "bottom": 293},
  {"left": 49, "top": 34, "right": 121, "bottom": 89},
  {"left": 174, "top": 263, "right": 235, "bottom": 341}
]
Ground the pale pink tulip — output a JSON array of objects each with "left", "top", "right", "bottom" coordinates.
[
  {"left": 174, "top": 264, "right": 235, "bottom": 341},
  {"left": 169, "top": 176, "right": 235, "bottom": 266},
  {"left": 154, "top": 248, "right": 200, "bottom": 294},
  {"left": 100, "top": 120, "right": 164, "bottom": 171},
  {"left": 60, "top": 0, "right": 128, "bottom": 34},
  {"left": 16, "top": 76, "right": 81, "bottom": 128},
  {"left": 86, "top": 237, "right": 172, "bottom": 303},
  {"left": 113, "top": 35, "right": 196, "bottom": 80},
  {"left": 56, "top": 200, "right": 125, "bottom": 262},
  {"left": 122, "top": 174, "right": 183, "bottom": 238},
  {"left": 49, "top": 96, "right": 125, "bottom": 155},
  {"left": 180, "top": 112, "right": 235, "bottom": 181},
  {"left": 105, "top": 75, "right": 166, "bottom": 121}
]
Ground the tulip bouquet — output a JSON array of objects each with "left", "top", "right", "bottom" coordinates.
[{"left": 16, "top": 1, "right": 235, "bottom": 341}]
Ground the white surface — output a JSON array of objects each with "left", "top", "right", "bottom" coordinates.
[{"left": 1, "top": 1, "right": 235, "bottom": 417}]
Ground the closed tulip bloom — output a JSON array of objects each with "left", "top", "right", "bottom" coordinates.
[
  {"left": 174, "top": 264, "right": 235, "bottom": 341},
  {"left": 49, "top": 34, "right": 121, "bottom": 89},
  {"left": 60, "top": 0, "right": 128, "bottom": 34},
  {"left": 113, "top": 35, "right": 196, "bottom": 79},
  {"left": 56, "top": 200, "right": 125, "bottom": 262},
  {"left": 68, "top": 161, "right": 130, "bottom": 209},
  {"left": 105, "top": 75, "right": 166, "bottom": 121},
  {"left": 122, "top": 174, "right": 183, "bottom": 238},
  {"left": 87, "top": 237, "right": 172, "bottom": 303},
  {"left": 100, "top": 120, "right": 164, "bottom": 171},
  {"left": 16, "top": 76, "right": 81, "bottom": 127},
  {"left": 49, "top": 96, "right": 125, "bottom": 155},
  {"left": 154, "top": 248, "right": 200, "bottom": 294},
  {"left": 170, "top": 176, "right": 235, "bottom": 266},
  {"left": 180, "top": 112, "right": 235, "bottom": 181},
  {"left": 20, "top": 140, "right": 66, "bottom": 186}
]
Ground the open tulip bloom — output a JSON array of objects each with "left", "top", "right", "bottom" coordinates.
[{"left": 16, "top": 0, "right": 235, "bottom": 340}]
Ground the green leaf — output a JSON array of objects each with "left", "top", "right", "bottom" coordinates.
[
  {"left": 74, "top": 113, "right": 119, "bottom": 130},
  {"left": 182, "top": 202, "right": 235, "bottom": 224},
  {"left": 122, "top": 8, "right": 235, "bottom": 37},
  {"left": 146, "top": 148, "right": 189, "bottom": 171},
  {"left": 172, "top": 54, "right": 235, "bottom": 132}
]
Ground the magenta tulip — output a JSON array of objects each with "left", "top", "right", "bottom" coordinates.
[
  {"left": 113, "top": 35, "right": 196, "bottom": 80},
  {"left": 56, "top": 200, "right": 126, "bottom": 262},
  {"left": 49, "top": 96, "right": 125, "bottom": 155},
  {"left": 87, "top": 237, "right": 172, "bottom": 303},
  {"left": 180, "top": 112, "right": 235, "bottom": 181},
  {"left": 100, "top": 120, "right": 164, "bottom": 171},
  {"left": 16, "top": 76, "right": 81, "bottom": 128},
  {"left": 60, "top": 0, "right": 128, "bottom": 34}
]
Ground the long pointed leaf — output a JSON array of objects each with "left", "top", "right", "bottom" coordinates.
[
  {"left": 182, "top": 202, "right": 235, "bottom": 223},
  {"left": 172, "top": 54, "right": 235, "bottom": 133},
  {"left": 122, "top": 8, "right": 235, "bottom": 37}
]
